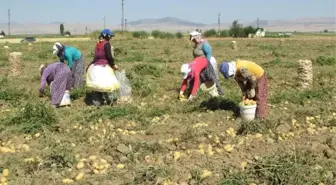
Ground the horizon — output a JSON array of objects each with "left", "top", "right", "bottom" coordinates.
[
  {"left": 1, "top": 16, "right": 335, "bottom": 26},
  {"left": 0, "top": 0, "right": 335, "bottom": 25}
]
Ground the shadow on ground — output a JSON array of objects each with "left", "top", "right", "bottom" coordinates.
[
  {"left": 84, "top": 92, "right": 117, "bottom": 106},
  {"left": 200, "top": 97, "right": 240, "bottom": 117}
]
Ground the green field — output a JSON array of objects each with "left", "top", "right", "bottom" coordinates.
[{"left": 0, "top": 36, "right": 335, "bottom": 185}]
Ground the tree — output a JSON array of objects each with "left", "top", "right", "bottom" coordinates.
[
  {"left": 323, "top": 29, "right": 328, "bottom": 33},
  {"left": 60, "top": 24, "right": 64, "bottom": 35},
  {"left": 64, "top": 31, "right": 71, "bottom": 36},
  {"left": 203, "top": 29, "right": 217, "bottom": 37},
  {"left": 244, "top": 26, "right": 257, "bottom": 36},
  {"left": 0, "top": 30, "right": 5, "bottom": 36},
  {"left": 175, "top": 32, "right": 183, "bottom": 39},
  {"left": 229, "top": 20, "right": 245, "bottom": 37}
]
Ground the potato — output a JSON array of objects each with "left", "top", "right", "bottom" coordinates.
[
  {"left": 2, "top": 169, "right": 9, "bottom": 177},
  {"left": 61, "top": 178, "right": 74, "bottom": 184},
  {"left": 76, "top": 162, "right": 85, "bottom": 170},
  {"left": 116, "top": 164, "right": 125, "bottom": 169},
  {"left": 75, "top": 172, "right": 85, "bottom": 181}
]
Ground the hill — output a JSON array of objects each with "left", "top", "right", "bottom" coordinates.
[{"left": 0, "top": 17, "right": 334, "bottom": 35}]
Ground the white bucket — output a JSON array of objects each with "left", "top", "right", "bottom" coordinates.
[
  {"left": 240, "top": 104, "right": 257, "bottom": 121},
  {"left": 59, "top": 90, "right": 71, "bottom": 106}
]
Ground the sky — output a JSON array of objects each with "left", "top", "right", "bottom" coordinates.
[{"left": 0, "top": 0, "right": 335, "bottom": 25}]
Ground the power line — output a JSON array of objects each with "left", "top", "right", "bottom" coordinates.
[
  {"left": 125, "top": 19, "right": 127, "bottom": 31},
  {"left": 103, "top": 16, "right": 106, "bottom": 29},
  {"left": 8, "top": 9, "right": 10, "bottom": 35},
  {"left": 121, "top": 0, "right": 124, "bottom": 33},
  {"left": 218, "top": 13, "right": 221, "bottom": 35}
]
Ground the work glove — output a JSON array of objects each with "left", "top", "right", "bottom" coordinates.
[{"left": 247, "top": 89, "right": 255, "bottom": 99}]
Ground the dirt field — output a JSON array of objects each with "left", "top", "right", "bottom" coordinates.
[{"left": 0, "top": 36, "right": 335, "bottom": 185}]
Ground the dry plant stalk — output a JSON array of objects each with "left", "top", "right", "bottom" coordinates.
[
  {"left": 9, "top": 52, "right": 22, "bottom": 77},
  {"left": 279, "top": 39, "right": 285, "bottom": 46},
  {"left": 3, "top": 45, "right": 9, "bottom": 56},
  {"left": 231, "top": 41, "right": 237, "bottom": 51},
  {"left": 28, "top": 43, "right": 33, "bottom": 51},
  {"left": 297, "top": 59, "right": 313, "bottom": 89}
]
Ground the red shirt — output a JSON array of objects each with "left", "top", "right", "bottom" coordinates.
[{"left": 180, "top": 57, "right": 208, "bottom": 96}]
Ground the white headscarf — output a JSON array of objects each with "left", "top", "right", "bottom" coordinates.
[
  {"left": 228, "top": 61, "right": 237, "bottom": 77},
  {"left": 39, "top": 64, "right": 45, "bottom": 73},
  {"left": 189, "top": 31, "right": 202, "bottom": 43}
]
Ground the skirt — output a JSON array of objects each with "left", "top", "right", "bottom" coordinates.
[
  {"left": 71, "top": 55, "right": 85, "bottom": 88},
  {"left": 51, "top": 63, "right": 72, "bottom": 105},
  {"left": 254, "top": 73, "right": 268, "bottom": 119},
  {"left": 188, "top": 63, "right": 223, "bottom": 95}
]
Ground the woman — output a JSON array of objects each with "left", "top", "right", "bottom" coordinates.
[
  {"left": 39, "top": 62, "right": 72, "bottom": 107},
  {"left": 219, "top": 59, "right": 268, "bottom": 119},
  {"left": 52, "top": 42, "right": 85, "bottom": 88},
  {"left": 86, "top": 29, "right": 119, "bottom": 106},
  {"left": 179, "top": 56, "right": 219, "bottom": 101},
  {"left": 189, "top": 31, "right": 224, "bottom": 95}
]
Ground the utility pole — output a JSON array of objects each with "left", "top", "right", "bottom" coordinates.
[
  {"left": 121, "top": 0, "right": 124, "bottom": 33},
  {"left": 217, "top": 13, "right": 221, "bottom": 36},
  {"left": 257, "top": 17, "right": 260, "bottom": 28},
  {"left": 8, "top": 9, "right": 11, "bottom": 36},
  {"left": 103, "top": 16, "right": 106, "bottom": 29},
  {"left": 125, "top": 19, "right": 127, "bottom": 31}
]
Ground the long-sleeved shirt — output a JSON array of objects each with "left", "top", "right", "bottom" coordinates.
[
  {"left": 235, "top": 59, "right": 265, "bottom": 92},
  {"left": 59, "top": 46, "right": 82, "bottom": 69},
  {"left": 180, "top": 57, "right": 208, "bottom": 96},
  {"left": 104, "top": 42, "right": 115, "bottom": 67},
  {"left": 89, "top": 40, "right": 115, "bottom": 68},
  {"left": 201, "top": 42, "right": 212, "bottom": 62},
  {"left": 39, "top": 62, "right": 60, "bottom": 93},
  {"left": 193, "top": 41, "right": 212, "bottom": 62}
]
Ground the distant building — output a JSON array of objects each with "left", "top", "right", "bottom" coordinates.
[{"left": 255, "top": 28, "right": 266, "bottom": 37}]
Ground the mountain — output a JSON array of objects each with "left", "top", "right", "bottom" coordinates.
[
  {"left": 0, "top": 17, "right": 334, "bottom": 35},
  {"left": 127, "top": 17, "right": 206, "bottom": 27}
]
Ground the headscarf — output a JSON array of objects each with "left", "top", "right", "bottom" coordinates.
[
  {"left": 220, "top": 61, "right": 236, "bottom": 79},
  {"left": 189, "top": 31, "right": 204, "bottom": 44},
  {"left": 39, "top": 64, "right": 47, "bottom": 76},
  {"left": 181, "top": 63, "right": 191, "bottom": 80},
  {"left": 52, "top": 42, "right": 64, "bottom": 55}
]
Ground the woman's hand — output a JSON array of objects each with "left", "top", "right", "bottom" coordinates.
[{"left": 247, "top": 89, "right": 256, "bottom": 99}]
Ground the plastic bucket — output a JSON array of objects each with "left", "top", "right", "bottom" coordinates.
[{"left": 240, "top": 104, "right": 257, "bottom": 121}]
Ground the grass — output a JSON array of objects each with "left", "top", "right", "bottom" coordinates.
[{"left": 0, "top": 35, "right": 335, "bottom": 185}]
